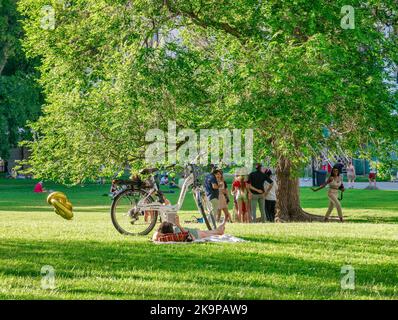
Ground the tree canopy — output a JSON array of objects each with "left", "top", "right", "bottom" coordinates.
[{"left": 18, "top": 0, "right": 398, "bottom": 187}]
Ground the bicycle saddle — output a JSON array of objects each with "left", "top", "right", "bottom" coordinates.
[{"left": 139, "top": 167, "right": 159, "bottom": 175}]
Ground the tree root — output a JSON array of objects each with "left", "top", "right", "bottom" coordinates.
[{"left": 275, "top": 208, "right": 340, "bottom": 223}]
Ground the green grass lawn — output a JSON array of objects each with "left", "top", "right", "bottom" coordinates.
[{"left": 1, "top": 178, "right": 397, "bottom": 300}]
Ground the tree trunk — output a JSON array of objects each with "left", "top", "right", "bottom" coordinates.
[{"left": 275, "top": 156, "right": 324, "bottom": 222}]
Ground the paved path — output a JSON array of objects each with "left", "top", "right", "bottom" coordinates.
[{"left": 300, "top": 179, "right": 398, "bottom": 191}]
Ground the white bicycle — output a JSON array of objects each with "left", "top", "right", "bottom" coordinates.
[{"left": 110, "top": 163, "right": 217, "bottom": 236}]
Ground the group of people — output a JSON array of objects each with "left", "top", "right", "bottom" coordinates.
[
  {"left": 204, "top": 163, "right": 278, "bottom": 224},
  {"left": 322, "top": 158, "right": 378, "bottom": 189},
  {"left": 153, "top": 163, "right": 277, "bottom": 243},
  {"left": 159, "top": 174, "right": 178, "bottom": 188}
]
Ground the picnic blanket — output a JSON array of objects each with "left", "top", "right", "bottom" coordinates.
[{"left": 154, "top": 234, "right": 247, "bottom": 245}]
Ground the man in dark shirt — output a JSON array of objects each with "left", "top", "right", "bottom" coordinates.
[
  {"left": 204, "top": 169, "right": 222, "bottom": 228},
  {"left": 248, "top": 164, "right": 266, "bottom": 223}
]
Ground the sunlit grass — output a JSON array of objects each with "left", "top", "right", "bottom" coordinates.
[{"left": 0, "top": 178, "right": 397, "bottom": 299}]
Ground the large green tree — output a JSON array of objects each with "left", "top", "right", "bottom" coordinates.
[
  {"left": 20, "top": 0, "right": 397, "bottom": 220},
  {"left": 0, "top": 0, "right": 42, "bottom": 159}
]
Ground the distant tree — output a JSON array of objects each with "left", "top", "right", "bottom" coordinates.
[{"left": 0, "top": 0, "right": 42, "bottom": 159}]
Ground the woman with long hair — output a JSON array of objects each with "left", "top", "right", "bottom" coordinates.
[
  {"left": 312, "top": 167, "right": 345, "bottom": 222},
  {"left": 231, "top": 175, "right": 250, "bottom": 223}
]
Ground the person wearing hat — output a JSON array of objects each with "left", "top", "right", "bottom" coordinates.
[{"left": 247, "top": 163, "right": 267, "bottom": 223}]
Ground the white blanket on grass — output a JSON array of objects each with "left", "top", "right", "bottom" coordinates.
[{"left": 154, "top": 234, "right": 247, "bottom": 245}]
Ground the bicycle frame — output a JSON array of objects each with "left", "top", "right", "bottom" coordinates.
[
  {"left": 110, "top": 160, "right": 217, "bottom": 234},
  {"left": 134, "top": 166, "right": 198, "bottom": 219}
]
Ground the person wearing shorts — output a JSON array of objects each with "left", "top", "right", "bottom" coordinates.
[{"left": 231, "top": 175, "right": 250, "bottom": 223}]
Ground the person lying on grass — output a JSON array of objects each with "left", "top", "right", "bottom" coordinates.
[{"left": 152, "top": 215, "right": 226, "bottom": 242}]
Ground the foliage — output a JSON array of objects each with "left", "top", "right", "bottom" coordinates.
[
  {"left": 18, "top": 0, "right": 398, "bottom": 183},
  {"left": 0, "top": 0, "right": 20, "bottom": 74},
  {"left": 0, "top": 0, "right": 42, "bottom": 159}
]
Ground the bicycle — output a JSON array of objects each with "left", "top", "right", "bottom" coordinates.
[{"left": 110, "top": 163, "right": 217, "bottom": 236}]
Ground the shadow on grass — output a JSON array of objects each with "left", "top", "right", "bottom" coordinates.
[{"left": 1, "top": 238, "right": 397, "bottom": 299}]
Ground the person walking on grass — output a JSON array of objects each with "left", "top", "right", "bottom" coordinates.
[
  {"left": 312, "top": 167, "right": 345, "bottom": 222},
  {"left": 216, "top": 172, "right": 232, "bottom": 223},
  {"left": 152, "top": 215, "right": 226, "bottom": 242},
  {"left": 248, "top": 163, "right": 267, "bottom": 223}
]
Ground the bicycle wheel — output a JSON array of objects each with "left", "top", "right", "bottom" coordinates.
[{"left": 111, "top": 188, "right": 158, "bottom": 236}]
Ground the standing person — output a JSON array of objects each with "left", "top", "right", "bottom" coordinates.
[
  {"left": 204, "top": 168, "right": 222, "bottom": 227},
  {"left": 312, "top": 168, "right": 345, "bottom": 222},
  {"left": 231, "top": 174, "right": 250, "bottom": 223},
  {"left": 346, "top": 161, "right": 356, "bottom": 189},
  {"left": 247, "top": 163, "right": 266, "bottom": 223},
  {"left": 231, "top": 175, "right": 240, "bottom": 222},
  {"left": 216, "top": 172, "right": 232, "bottom": 223},
  {"left": 263, "top": 169, "right": 277, "bottom": 222}
]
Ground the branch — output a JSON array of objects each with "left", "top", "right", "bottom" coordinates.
[{"left": 163, "top": 0, "right": 247, "bottom": 43}]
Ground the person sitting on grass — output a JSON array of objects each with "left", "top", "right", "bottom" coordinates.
[
  {"left": 34, "top": 181, "right": 48, "bottom": 193},
  {"left": 152, "top": 215, "right": 226, "bottom": 242},
  {"left": 168, "top": 177, "right": 179, "bottom": 189}
]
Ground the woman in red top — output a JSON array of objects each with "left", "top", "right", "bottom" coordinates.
[
  {"left": 231, "top": 175, "right": 251, "bottom": 223},
  {"left": 368, "top": 169, "right": 377, "bottom": 188},
  {"left": 34, "top": 181, "right": 47, "bottom": 193}
]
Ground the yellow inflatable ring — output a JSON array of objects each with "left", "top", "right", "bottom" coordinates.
[{"left": 47, "top": 192, "right": 73, "bottom": 220}]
